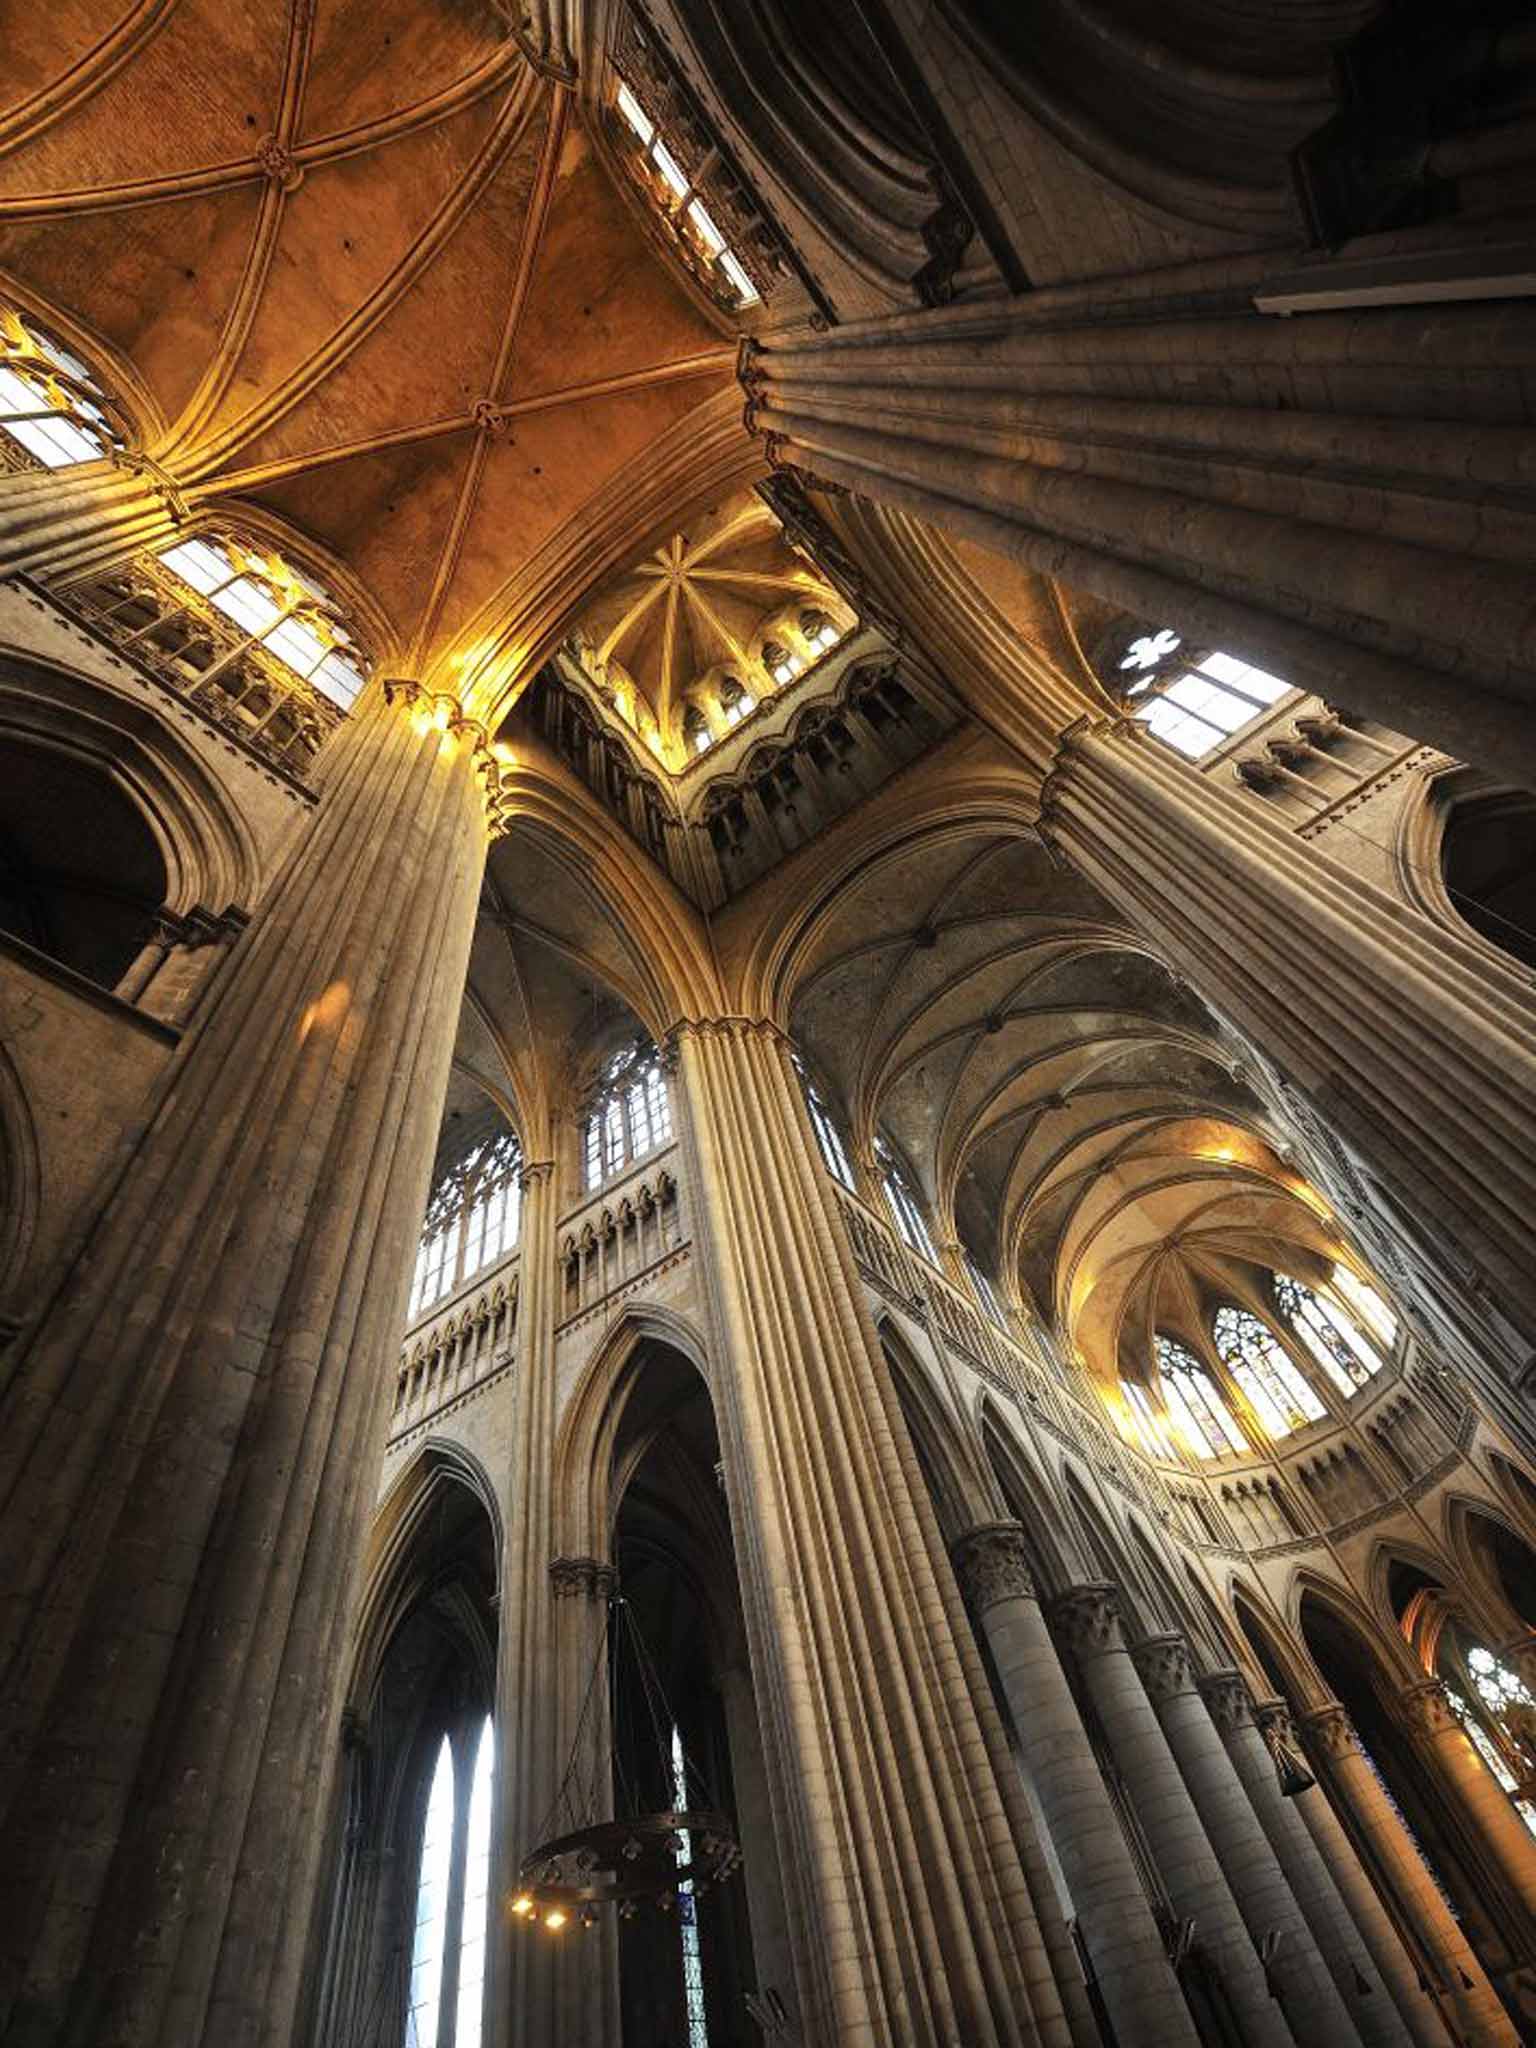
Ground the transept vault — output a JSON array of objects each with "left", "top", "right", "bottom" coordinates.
[{"left": 1, "top": 3, "right": 1536, "bottom": 2047}]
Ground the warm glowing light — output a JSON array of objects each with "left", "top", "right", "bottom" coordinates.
[
  {"left": 543, "top": 1909, "right": 568, "bottom": 1931},
  {"left": 432, "top": 698, "right": 452, "bottom": 731},
  {"left": 493, "top": 743, "right": 517, "bottom": 768},
  {"left": 298, "top": 979, "right": 351, "bottom": 1042},
  {"left": 510, "top": 1895, "right": 535, "bottom": 1918}
]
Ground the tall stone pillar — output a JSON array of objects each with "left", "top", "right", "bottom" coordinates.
[
  {"left": 1401, "top": 1680, "right": 1536, "bottom": 1913},
  {"left": 674, "top": 1018, "right": 1062, "bottom": 2046},
  {"left": 1208, "top": 1683, "right": 1430, "bottom": 2048},
  {"left": 1050, "top": 1586, "right": 1293, "bottom": 2048},
  {"left": 952, "top": 1525, "right": 1198, "bottom": 2048},
  {"left": 490, "top": 1162, "right": 621, "bottom": 2048},
  {"left": 1130, "top": 1636, "right": 1359, "bottom": 2040},
  {"left": 1041, "top": 719, "right": 1536, "bottom": 1361},
  {"left": 1300, "top": 1703, "right": 1519, "bottom": 2047},
  {"left": 0, "top": 675, "right": 490, "bottom": 2047}
]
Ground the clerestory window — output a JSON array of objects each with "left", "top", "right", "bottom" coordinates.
[
  {"left": 0, "top": 305, "right": 123, "bottom": 468},
  {"left": 794, "top": 1055, "right": 855, "bottom": 1191},
  {"left": 582, "top": 1043, "right": 672, "bottom": 1191},
  {"left": 1273, "top": 1272, "right": 1386, "bottom": 1394},
  {"left": 1213, "top": 1303, "right": 1326, "bottom": 1439},
  {"left": 406, "top": 1716, "right": 496, "bottom": 2048},
  {"left": 1156, "top": 1334, "right": 1248, "bottom": 1459},
  {"left": 158, "top": 533, "right": 367, "bottom": 711},
  {"left": 410, "top": 1125, "right": 523, "bottom": 1320},
  {"left": 877, "top": 1134, "right": 938, "bottom": 1266},
  {"left": 613, "top": 84, "right": 760, "bottom": 309},
  {"left": 1117, "top": 628, "right": 1291, "bottom": 760}
]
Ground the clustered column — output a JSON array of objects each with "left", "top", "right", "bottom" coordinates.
[
  {"left": 1299, "top": 1703, "right": 1519, "bottom": 2047},
  {"left": 0, "top": 676, "right": 490, "bottom": 2046},
  {"left": 951, "top": 1525, "right": 1198, "bottom": 2048},
  {"left": 1049, "top": 1586, "right": 1292, "bottom": 2047}
]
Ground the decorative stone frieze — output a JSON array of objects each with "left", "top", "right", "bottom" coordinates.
[
  {"left": 1129, "top": 1631, "right": 1196, "bottom": 1704},
  {"left": 951, "top": 1522, "right": 1035, "bottom": 1615},
  {"left": 548, "top": 1556, "right": 616, "bottom": 1603},
  {"left": 1048, "top": 1581, "right": 1123, "bottom": 1660}
]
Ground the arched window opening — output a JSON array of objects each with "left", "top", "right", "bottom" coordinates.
[
  {"left": 612, "top": 82, "right": 760, "bottom": 308},
  {"left": 1213, "top": 1304, "right": 1325, "bottom": 1439},
  {"left": 762, "top": 639, "right": 798, "bottom": 688},
  {"left": 683, "top": 705, "right": 712, "bottom": 756},
  {"left": 1116, "top": 626, "right": 1290, "bottom": 760},
  {"left": 799, "top": 607, "right": 842, "bottom": 656},
  {"left": 582, "top": 1042, "right": 672, "bottom": 1191},
  {"left": 0, "top": 305, "right": 123, "bottom": 469},
  {"left": 965, "top": 1252, "right": 1009, "bottom": 1328},
  {"left": 410, "top": 1123, "right": 523, "bottom": 1320},
  {"left": 157, "top": 534, "right": 367, "bottom": 711},
  {"left": 1120, "top": 1379, "right": 1180, "bottom": 1462},
  {"left": 0, "top": 738, "right": 167, "bottom": 991},
  {"left": 670, "top": 1723, "right": 711, "bottom": 2048},
  {"left": 1438, "top": 795, "right": 1536, "bottom": 972},
  {"left": 718, "top": 674, "right": 755, "bottom": 731},
  {"left": 1274, "top": 1272, "right": 1385, "bottom": 1393},
  {"left": 408, "top": 1737, "right": 455, "bottom": 2048},
  {"left": 794, "top": 1055, "right": 854, "bottom": 1190},
  {"left": 454, "top": 1717, "right": 495, "bottom": 2048},
  {"left": 1332, "top": 1263, "right": 1397, "bottom": 1347},
  {"left": 1155, "top": 1334, "right": 1248, "bottom": 1460},
  {"left": 876, "top": 1134, "right": 937, "bottom": 1265}
]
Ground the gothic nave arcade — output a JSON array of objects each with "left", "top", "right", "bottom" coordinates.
[{"left": 2, "top": 1, "right": 1536, "bottom": 2045}]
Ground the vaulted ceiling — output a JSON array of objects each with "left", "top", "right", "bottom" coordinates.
[
  {"left": 0, "top": 0, "right": 750, "bottom": 713},
  {"left": 788, "top": 825, "right": 1349, "bottom": 1385}
]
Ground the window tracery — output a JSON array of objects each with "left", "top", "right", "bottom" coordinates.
[
  {"left": 613, "top": 82, "right": 761, "bottom": 309},
  {"left": 876, "top": 1134, "right": 938, "bottom": 1265},
  {"left": 794, "top": 1055, "right": 855, "bottom": 1191},
  {"left": 1122, "top": 1379, "right": 1180, "bottom": 1461},
  {"left": 0, "top": 305, "right": 123, "bottom": 470},
  {"left": 410, "top": 1127, "right": 523, "bottom": 1320},
  {"left": 158, "top": 534, "right": 367, "bottom": 710},
  {"left": 1115, "top": 626, "right": 1291, "bottom": 760},
  {"left": 1155, "top": 1334, "right": 1248, "bottom": 1459},
  {"left": 582, "top": 1043, "right": 672, "bottom": 1191},
  {"left": 1212, "top": 1303, "right": 1325, "bottom": 1439},
  {"left": 1274, "top": 1272, "right": 1386, "bottom": 1394}
]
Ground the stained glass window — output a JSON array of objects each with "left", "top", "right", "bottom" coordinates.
[
  {"left": 407, "top": 1739, "right": 455, "bottom": 2048},
  {"left": 1213, "top": 1304, "right": 1325, "bottom": 1438},
  {"left": 671, "top": 1725, "right": 710, "bottom": 2048},
  {"left": 583, "top": 1044, "right": 673, "bottom": 1191},
  {"left": 1274, "top": 1273, "right": 1384, "bottom": 1394},
  {"left": 1332, "top": 1264, "right": 1397, "bottom": 1347},
  {"left": 1155, "top": 1334, "right": 1248, "bottom": 1459},
  {"left": 454, "top": 1718, "right": 494, "bottom": 2048}
]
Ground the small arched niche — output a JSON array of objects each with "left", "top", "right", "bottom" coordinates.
[{"left": 0, "top": 735, "right": 166, "bottom": 989}]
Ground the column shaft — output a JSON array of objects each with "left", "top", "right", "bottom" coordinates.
[
  {"left": 1402, "top": 1680, "right": 1536, "bottom": 1914},
  {"left": 954, "top": 1528, "right": 1196, "bottom": 2048},
  {"left": 1221, "top": 1692, "right": 1434, "bottom": 2048},
  {"left": 1302, "top": 1704, "right": 1519, "bottom": 2048},
  {"left": 1052, "top": 1588, "right": 1292, "bottom": 2048},
  {"left": 1132, "top": 1643, "right": 1360, "bottom": 2040},
  {"left": 0, "top": 677, "right": 488, "bottom": 2046},
  {"left": 676, "top": 1022, "right": 1060, "bottom": 2046}
]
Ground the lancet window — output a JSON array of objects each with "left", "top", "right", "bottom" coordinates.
[
  {"left": 670, "top": 1724, "right": 711, "bottom": 2048},
  {"left": 1116, "top": 627, "right": 1291, "bottom": 760},
  {"left": 1155, "top": 1334, "right": 1248, "bottom": 1459},
  {"left": 582, "top": 1042, "right": 672, "bottom": 1191},
  {"left": 1122, "top": 1379, "right": 1180, "bottom": 1461},
  {"left": 718, "top": 673, "right": 755, "bottom": 730},
  {"left": 406, "top": 1716, "right": 495, "bottom": 2048},
  {"left": 1273, "top": 1272, "right": 1386, "bottom": 1394},
  {"left": 1441, "top": 1645, "right": 1536, "bottom": 1838},
  {"left": 1213, "top": 1304, "right": 1326, "bottom": 1439},
  {"left": 877, "top": 1135, "right": 938, "bottom": 1265},
  {"left": 795, "top": 1056, "right": 855, "bottom": 1190},
  {"left": 0, "top": 305, "right": 124, "bottom": 469},
  {"left": 966, "top": 1253, "right": 1009, "bottom": 1328},
  {"left": 409, "top": 1126, "right": 523, "bottom": 1319}
]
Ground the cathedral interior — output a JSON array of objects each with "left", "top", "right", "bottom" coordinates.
[{"left": 2, "top": 3, "right": 1536, "bottom": 2045}]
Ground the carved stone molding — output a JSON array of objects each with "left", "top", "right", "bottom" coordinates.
[
  {"left": 1299, "top": 1701, "right": 1360, "bottom": 1759},
  {"left": 1048, "top": 1582, "right": 1124, "bottom": 1661},
  {"left": 518, "top": 1159, "right": 555, "bottom": 1192},
  {"left": 254, "top": 134, "right": 304, "bottom": 193},
  {"left": 951, "top": 1522, "right": 1036, "bottom": 1615},
  {"left": 1197, "top": 1670, "right": 1255, "bottom": 1734},
  {"left": 109, "top": 447, "right": 189, "bottom": 524},
  {"left": 1401, "top": 1678, "right": 1460, "bottom": 1740},
  {"left": 1129, "top": 1631, "right": 1196, "bottom": 1705},
  {"left": 471, "top": 398, "right": 513, "bottom": 439},
  {"left": 549, "top": 1555, "right": 615, "bottom": 1603}
]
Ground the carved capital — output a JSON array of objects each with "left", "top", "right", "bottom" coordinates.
[
  {"left": 1048, "top": 1582, "right": 1124, "bottom": 1661},
  {"left": 518, "top": 1159, "right": 555, "bottom": 1192},
  {"left": 735, "top": 334, "right": 767, "bottom": 393},
  {"left": 952, "top": 1522, "right": 1036, "bottom": 1615},
  {"left": 1130, "top": 1631, "right": 1196, "bottom": 1704},
  {"left": 1300, "top": 1700, "right": 1360, "bottom": 1759},
  {"left": 549, "top": 1556, "right": 615, "bottom": 1603},
  {"left": 254, "top": 134, "right": 304, "bottom": 193},
  {"left": 110, "top": 447, "right": 189, "bottom": 524},
  {"left": 1401, "top": 1678, "right": 1460, "bottom": 1740},
  {"left": 1197, "top": 1669, "right": 1255, "bottom": 1734}
]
